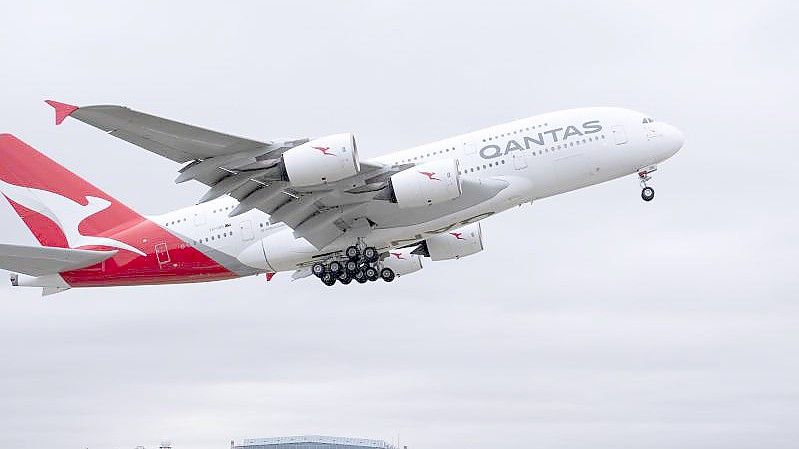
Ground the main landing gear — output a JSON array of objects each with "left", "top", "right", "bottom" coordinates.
[
  {"left": 312, "top": 244, "right": 396, "bottom": 287},
  {"left": 638, "top": 166, "right": 657, "bottom": 202}
]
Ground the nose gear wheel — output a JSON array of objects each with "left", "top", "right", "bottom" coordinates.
[
  {"left": 638, "top": 166, "right": 657, "bottom": 202},
  {"left": 641, "top": 186, "right": 655, "bottom": 201}
]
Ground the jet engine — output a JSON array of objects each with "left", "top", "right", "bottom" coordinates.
[
  {"left": 389, "top": 159, "right": 461, "bottom": 209},
  {"left": 282, "top": 133, "right": 360, "bottom": 187},
  {"left": 381, "top": 247, "right": 423, "bottom": 276},
  {"left": 414, "top": 222, "right": 484, "bottom": 261}
]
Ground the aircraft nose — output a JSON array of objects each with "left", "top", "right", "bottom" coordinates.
[{"left": 662, "top": 123, "right": 685, "bottom": 156}]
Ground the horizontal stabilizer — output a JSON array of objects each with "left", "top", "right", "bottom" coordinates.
[
  {"left": 43, "top": 286, "right": 71, "bottom": 296},
  {"left": 291, "top": 267, "right": 312, "bottom": 281},
  {"left": 0, "top": 243, "right": 117, "bottom": 276}
]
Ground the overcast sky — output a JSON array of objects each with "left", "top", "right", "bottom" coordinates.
[{"left": 1, "top": 1, "right": 797, "bottom": 448}]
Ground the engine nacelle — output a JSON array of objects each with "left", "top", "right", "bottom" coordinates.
[
  {"left": 389, "top": 159, "right": 461, "bottom": 209},
  {"left": 381, "top": 248, "right": 423, "bottom": 276},
  {"left": 282, "top": 133, "right": 360, "bottom": 187},
  {"left": 422, "top": 222, "right": 484, "bottom": 261}
]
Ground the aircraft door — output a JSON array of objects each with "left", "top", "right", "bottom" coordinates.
[
  {"left": 154, "top": 242, "right": 171, "bottom": 266},
  {"left": 239, "top": 220, "right": 254, "bottom": 241},
  {"left": 463, "top": 138, "right": 475, "bottom": 155},
  {"left": 511, "top": 152, "right": 528, "bottom": 170},
  {"left": 611, "top": 125, "right": 628, "bottom": 145},
  {"left": 193, "top": 211, "right": 206, "bottom": 226}
]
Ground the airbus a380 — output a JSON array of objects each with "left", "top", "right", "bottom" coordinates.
[{"left": 0, "top": 101, "right": 684, "bottom": 295}]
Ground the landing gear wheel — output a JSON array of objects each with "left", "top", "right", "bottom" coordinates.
[
  {"left": 362, "top": 246, "right": 378, "bottom": 263},
  {"left": 337, "top": 271, "right": 352, "bottom": 284},
  {"left": 641, "top": 186, "right": 655, "bottom": 202},
  {"left": 365, "top": 266, "right": 379, "bottom": 281},
  {"left": 312, "top": 262, "right": 326, "bottom": 278},
  {"left": 354, "top": 270, "right": 367, "bottom": 284},
  {"left": 345, "top": 260, "right": 359, "bottom": 274},
  {"left": 380, "top": 267, "right": 396, "bottom": 282},
  {"left": 328, "top": 261, "right": 343, "bottom": 275},
  {"left": 345, "top": 245, "right": 360, "bottom": 260},
  {"left": 321, "top": 272, "right": 336, "bottom": 286}
]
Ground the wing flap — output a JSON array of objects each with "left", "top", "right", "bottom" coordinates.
[
  {"left": 299, "top": 223, "right": 346, "bottom": 249},
  {"left": 0, "top": 244, "right": 117, "bottom": 277}
]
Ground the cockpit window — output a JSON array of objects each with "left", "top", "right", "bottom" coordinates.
[{"left": 642, "top": 117, "right": 655, "bottom": 124}]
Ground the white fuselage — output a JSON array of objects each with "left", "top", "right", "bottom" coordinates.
[{"left": 150, "top": 107, "right": 684, "bottom": 273}]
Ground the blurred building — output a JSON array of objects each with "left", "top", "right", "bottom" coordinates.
[{"left": 232, "top": 435, "right": 400, "bottom": 449}]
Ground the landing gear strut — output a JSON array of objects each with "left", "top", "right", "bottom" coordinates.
[
  {"left": 638, "top": 166, "right": 657, "bottom": 202},
  {"left": 315, "top": 244, "right": 396, "bottom": 287}
]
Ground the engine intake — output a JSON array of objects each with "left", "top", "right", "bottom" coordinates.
[
  {"left": 381, "top": 248, "right": 423, "bottom": 276},
  {"left": 389, "top": 159, "right": 461, "bottom": 209},
  {"left": 282, "top": 133, "right": 359, "bottom": 187},
  {"left": 414, "top": 222, "right": 484, "bottom": 261}
]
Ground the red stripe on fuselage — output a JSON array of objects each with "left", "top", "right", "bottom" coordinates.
[
  {"left": 8, "top": 199, "right": 236, "bottom": 287},
  {"left": 59, "top": 217, "right": 237, "bottom": 287}
]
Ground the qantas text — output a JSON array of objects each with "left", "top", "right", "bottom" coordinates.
[{"left": 479, "top": 120, "right": 602, "bottom": 159}]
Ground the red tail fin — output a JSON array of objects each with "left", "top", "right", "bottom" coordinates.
[
  {"left": 0, "top": 134, "right": 145, "bottom": 254},
  {"left": 44, "top": 100, "right": 78, "bottom": 125}
]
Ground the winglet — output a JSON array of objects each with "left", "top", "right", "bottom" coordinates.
[{"left": 44, "top": 100, "right": 78, "bottom": 125}]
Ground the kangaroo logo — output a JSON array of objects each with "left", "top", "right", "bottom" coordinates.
[
  {"left": 0, "top": 178, "right": 145, "bottom": 255},
  {"left": 312, "top": 146, "right": 335, "bottom": 156},
  {"left": 450, "top": 232, "right": 465, "bottom": 240},
  {"left": 390, "top": 252, "right": 405, "bottom": 259},
  {"left": 419, "top": 171, "right": 440, "bottom": 181}
]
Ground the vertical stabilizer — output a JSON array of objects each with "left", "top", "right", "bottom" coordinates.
[{"left": 0, "top": 134, "right": 146, "bottom": 255}]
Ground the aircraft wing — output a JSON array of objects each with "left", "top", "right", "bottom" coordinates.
[
  {"left": 0, "top": 243, "right": 117, "bottom": 276},
  {"left": 45, "top": 100, "right": 308, "bottom": 164},
  {"left": 49, "top": 101, "right": 509, "bottom": 250}
]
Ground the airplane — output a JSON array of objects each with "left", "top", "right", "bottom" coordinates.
[{"left": 0, "top": 101, "right": 684, "bottom": 295}]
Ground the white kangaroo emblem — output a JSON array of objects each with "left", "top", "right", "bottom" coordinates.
[{"left": 0, "top": 179, "right": 146, "bottom": 256}]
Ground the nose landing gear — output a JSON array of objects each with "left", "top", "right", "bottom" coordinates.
[
  {"left": 638, "top": 166, "right": 657, "bottom": 202},
  {"left": 641, "top": 186, "right": 655, "bottom": 202}
]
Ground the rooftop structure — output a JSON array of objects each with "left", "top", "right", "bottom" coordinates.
[{"left": 233, "top": 435, "right": 398, "bottom": 449}]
